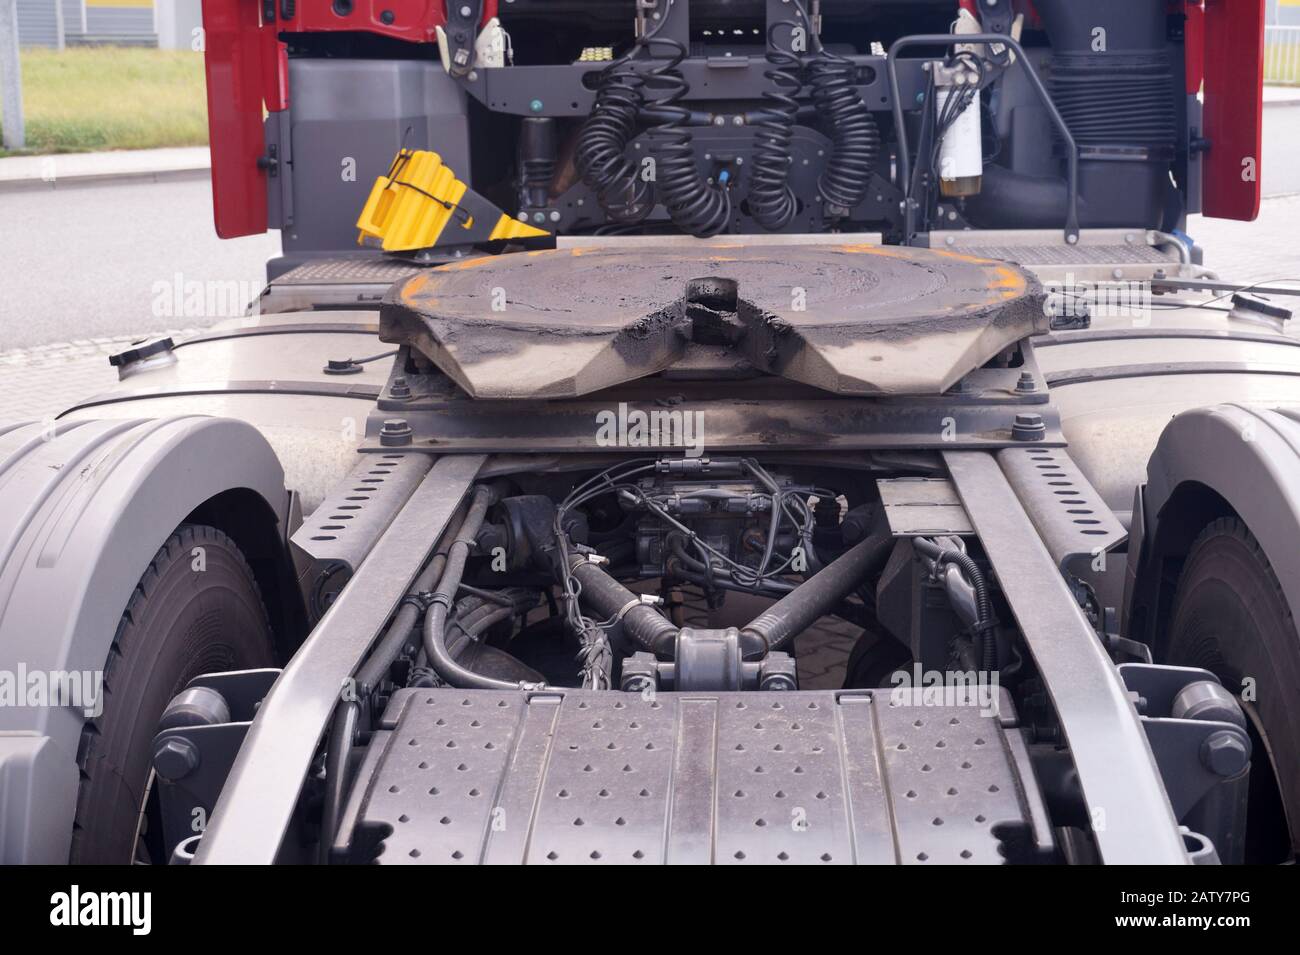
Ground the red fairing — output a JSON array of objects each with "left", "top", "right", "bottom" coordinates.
[
  {"left": 1200, "top": 0, "right": 1264, "bottom": 221},
  {"left": 281, "top": 0, "right": 498, "bottom": 43},
  {"left": 203, "top": 1, "right": 498, "bottom": 238},
  {"left": 203, "top": 0, "right": 270, "bottom": 239}
]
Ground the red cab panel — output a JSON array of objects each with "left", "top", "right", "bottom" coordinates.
[{"left": 1199, "top": 0, "right": 1264, "bottom": 221}]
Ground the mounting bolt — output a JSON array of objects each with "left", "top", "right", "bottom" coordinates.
[
  {"left": 153, "top": 737, "right": 200, "bottom": 781},
  {"left": 380, "top": 418, "right": 414, "bottom": 446},
  {"left": 389, "top": 376, "right": 411, "bottom": 399},
  {"left": 1200, "top": 731, "right": 1250, "bottom": 777},
  {"left": 1011, "top": 412, "right": 1046, "bottom": 441},
  {"left": 1015, "top": 371, "right": 1037, "bottom": 393}
]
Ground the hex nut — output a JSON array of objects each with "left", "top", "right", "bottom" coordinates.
[
  {"left": 1200, "top": 731, "right": 1250, "bottom": 777},
  {"left": 154, "top": 737, "right": 200, "bottom": 781}
]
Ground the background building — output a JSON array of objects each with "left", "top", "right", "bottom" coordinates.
[{"left": 15, "top": 0, "right": 202, "bottom": 49}]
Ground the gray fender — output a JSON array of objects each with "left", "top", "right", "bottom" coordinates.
[
  {"left": 1127, "top": 403, "right": 1300, "bottom": 646},
  {"left": 0, "top": 416, "right": 290, "bottom": 863}
]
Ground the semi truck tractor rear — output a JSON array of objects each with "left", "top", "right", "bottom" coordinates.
[{"left": 2, "top": 0, "right": 1296, "bottom": 868}]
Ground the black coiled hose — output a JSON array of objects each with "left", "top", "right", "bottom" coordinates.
[
  {"left": 806, "top": 48, "right": 879, "bottom": 215},
  {"left": 640, "top": 37, "right": 733, "bottom": 238},
  {"left": 575, "top": 58, "right": 654, "bottom": 224},
  {"left": 749, "top": 21, "right": 804, "bottom": 231}
]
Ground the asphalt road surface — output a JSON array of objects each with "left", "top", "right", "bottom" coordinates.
[{"left": 0, "top": 176, "right": 280, "bottom": 351}]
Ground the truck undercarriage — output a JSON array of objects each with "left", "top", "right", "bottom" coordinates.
[{"left": 2, "top": 0, "right": 1296, "bottom": 869}]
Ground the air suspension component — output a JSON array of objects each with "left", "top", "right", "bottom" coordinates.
[{"left": 518, "top": 117, "right": 557, "bottom": 211}]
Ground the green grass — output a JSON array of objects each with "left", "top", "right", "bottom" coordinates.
[
  {"left": 0, "top": 47, "right": 208, "bottom": 156},
  {"left": 1266, "top": 42, "right": 1300, "bottom": 86}
]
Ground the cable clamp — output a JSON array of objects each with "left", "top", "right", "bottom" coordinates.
[
  {"left": 614, "top": 593, "right": 662, "bottom": 622},
  {"left": 400, "top": 591, "right": 438, "bottom": 612}
]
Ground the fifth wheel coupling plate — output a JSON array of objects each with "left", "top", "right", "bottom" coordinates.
[{"left": 380, "top": 243, "right": 1046, "bottom": 399}]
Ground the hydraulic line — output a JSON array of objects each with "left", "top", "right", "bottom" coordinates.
[
  {"left": 806, "top": 49, "right": 879, "bottom": 214},
  {"left": 788, "top": 0, "right": 877, "bottom": 216},
  {"left": 353, "top": 499, "right": 470, "bottom": 696},
  {"left": 423, "top": 485, "right": 540, "bottom": 691},
  {"left": 323, "top": 498, "right": 470, "bottom": 860}
]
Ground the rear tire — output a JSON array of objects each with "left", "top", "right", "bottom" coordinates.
[
  {"left": 69, "top": 524, "right": 276, "bottom": 864},
  {"left": 1165, "top": 517, "right": 1300, "bottom": 862}
]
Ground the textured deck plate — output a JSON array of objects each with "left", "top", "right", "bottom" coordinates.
[
  {"left": 380, "top": 244, "right": 1047, "bottom": 399},
  {"left": 349, "top": 688, "right": 1051, "bottom": 865}
]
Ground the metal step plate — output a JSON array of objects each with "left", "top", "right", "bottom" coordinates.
[
  {"left": 344, "top": 687, "right": 1052, "bottom": 865},
  {"left": 262, "top": 257, "right": 428, "bottom": 313},
  {"left": 929, "top": 229, "right": 1185, "bottom": 285}
]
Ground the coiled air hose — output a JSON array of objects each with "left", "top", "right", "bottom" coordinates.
[
  {"left": 749, "top": 20, "right": 805, "bottom": 231},
  {"left": 806, "top": 47, "right": 880, "bottom": 215},
  {"left": 640, "top": 36, "right": 733, "bottom": 237},
  {"left": 575, "top": 57, "right": 654, "bottom": 224}
]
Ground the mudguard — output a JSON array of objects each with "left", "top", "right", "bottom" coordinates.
[
  {"left": 1127, "top": 403, "right": 1300, "bottom": 643},
  {"left": 0, "top": 417, "right": 290, "bottom": 863}
]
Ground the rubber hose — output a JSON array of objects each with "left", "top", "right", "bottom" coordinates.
[
  {"left": 569, "top": 554, "right": 678, "bottom": 654},
  {"left": 913, "top": 537, "right": 996, "bottom": 671},
  {"left": 423, "top": 486, "right": 531, "bottom": 691},
  {"left": 353, "top": 499, "right": 470, "bottom": 695},
  {"left": 741, "top": 532, "right": 895, "bottom": 656}
]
